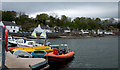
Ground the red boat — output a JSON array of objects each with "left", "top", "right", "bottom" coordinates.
[
  {"left": 44, "top": 48, "right": 75, "bottom": 61},
  {"left": 8, "top": 47, "right": 19, "bottom": 50}
]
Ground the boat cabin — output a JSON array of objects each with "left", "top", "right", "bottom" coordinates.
[{"left": 17, "top": 38, "right": 43, "bottom": 47}]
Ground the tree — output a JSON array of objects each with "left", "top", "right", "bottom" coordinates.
[
  {"left": 36, "top": 13, "right": 49, "bottom": 25},
  {"left": 117, "top": 22, "right": 120, "bottom": 29},
  {"left": 48, "top": 16, "right": 56, "bottom": 27},
  {"left": 2, "top": 11, "right": 17, "bottom": 21}
]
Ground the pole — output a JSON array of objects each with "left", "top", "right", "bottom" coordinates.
[{"left": 2, "top": 27, "right": 5, "bottom": 69}]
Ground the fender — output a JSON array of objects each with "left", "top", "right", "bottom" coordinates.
[{"left": 3, "top": 26, "right": 8, "bottom": 51}]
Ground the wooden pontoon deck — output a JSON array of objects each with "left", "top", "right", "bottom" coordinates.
[{"left": 5, "top": 51, "right": 48, "bottom": 69}]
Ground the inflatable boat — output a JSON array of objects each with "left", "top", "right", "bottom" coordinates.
[{"left": 44, "top": 48, "right": 74, "bottom": 62}]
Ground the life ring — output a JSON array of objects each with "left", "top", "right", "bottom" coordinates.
[{"left": 3, "top": 26, "right": 8, "bottom": 51}]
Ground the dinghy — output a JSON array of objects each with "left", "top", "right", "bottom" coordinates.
[{"left": 44, "top": 47, "right": 75, "bottom": 62}]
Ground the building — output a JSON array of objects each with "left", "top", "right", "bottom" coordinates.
[
  {"left": 0, "top": 21, "right": 20, "bottom": 33},
  {"left": 63, "top": 27, "right": 71, "bottom": 33}
]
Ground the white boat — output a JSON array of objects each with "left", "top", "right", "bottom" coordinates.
[
  {"left": 16, "top": 38, "right": 43, "bottom": 47},
  {"left": 13, "top": 50, "right": 32, "bottom": 58},
  {"left": 8, "top": 36, "right": 18, "bottom": 46}
]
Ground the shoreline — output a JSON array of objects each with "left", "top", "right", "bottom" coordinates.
[
  {"left": 10, "top": 32, "right": 118, "bottom": 39},
  {"left": 12, "top": 34, "right": 118, "bottom": 39},
  {"left": 50, "top": 35, "right": 118, "bottom": 39}
]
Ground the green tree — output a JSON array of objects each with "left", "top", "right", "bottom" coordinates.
[
  {"left": 2, "top": 11, "right": 17, "bottom": 21},
  {"left": 36, "top": 13, "right": 49, "bottom": 25}
]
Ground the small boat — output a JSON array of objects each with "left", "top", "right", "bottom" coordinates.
[
  {"left": 13, "top": 50, "right": 32, "bottom": 58},
  {"left": 28, "top": 30, "right": 37, "bottom": 39},
  {"left": 16, "top": 38, "right": 43, "bottom": 47},
  {"left": 8, "top": 36, "right": 43, "bottom": 47},
  {"left": 44, "top": 47, "right": 75, "bottom": 62},
  {"left": 8, "top": 47, "right": 19, "bottom": 50},
  {"left": 8, "top": 36, "right": 18, "bottom": 46},
  {"left": 31, "top": 50, "right": 47, "bottom": 58},
  {"left": 11, "top": 46, "right": 53, "bottom": 53}
]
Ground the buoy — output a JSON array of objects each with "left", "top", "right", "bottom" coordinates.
[
  {"left": 98, "top": 38, "right": 100, "bottom": 40},
  {"left": 94, "top": 38, "right": 96, "bottom": 40},
  {"left": 3, "top": 26, "right": 8, "bottom": 51}
]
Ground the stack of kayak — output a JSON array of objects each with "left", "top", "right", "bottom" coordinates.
[{"left": 9, "top": 46, "right": 53, "bottom": 53}]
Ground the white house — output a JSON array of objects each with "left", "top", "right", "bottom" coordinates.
[{"left": 0, "top": 21, "right": 20, "bottom": 33}]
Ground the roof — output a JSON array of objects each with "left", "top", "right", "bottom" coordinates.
[
  {"left": 63, "top": 27, "right": 70, "bottom": 30},
  {"left": 2, "top": 21, "right": 17, "bottom": 26}
]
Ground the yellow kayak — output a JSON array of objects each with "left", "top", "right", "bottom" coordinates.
[{"left": 12, "top": 46, "right": 53, "bottom": 53}]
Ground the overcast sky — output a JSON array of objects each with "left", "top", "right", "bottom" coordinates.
[
  {"left": 2, "top": 0, "right": 120, "bottom": 2},
  {"left": 2, "top": 2, "right": 118, "bottom": 20}
]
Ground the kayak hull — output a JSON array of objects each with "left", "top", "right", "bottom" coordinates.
[{"left": 11, "top": 46, "right": 53, "bottom": 53}]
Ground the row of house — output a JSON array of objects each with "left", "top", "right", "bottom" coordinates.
[
  {"left": 0, "top": 21, "right": 20, "bottom": 33},
  {"left": 0, "top": 21, "right": 70, "bottom": 33},
  {"left": 80, "top": 29, "right": 114, "bottom": 35},
  {"left": 0, "top": 21, "right": 118, "bottom": 35}
]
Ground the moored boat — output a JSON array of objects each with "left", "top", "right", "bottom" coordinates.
[
  {"left": 44, "top": 48, "right": 75, "bottom": 62},
  {"left": 31, "top": 50, "right": 47, "bottom": 58},
  {"left": 11, "top": 46, "right": 53, "bottom": 53},
  {"left": 8, "top": 47, "right": 19, "bottom": 50}
]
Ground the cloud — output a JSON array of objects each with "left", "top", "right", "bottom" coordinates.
[
  {"left": 2, "top": 0, "right": 120, "bottom": 2},
  {"left": 2, "top": 2, "right": 118, "bottom": 19}
]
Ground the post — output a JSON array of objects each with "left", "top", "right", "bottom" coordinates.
[{"left": 2, "top": 27, "right": 5, "bottom": 69}]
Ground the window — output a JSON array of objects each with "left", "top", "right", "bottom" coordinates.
[
  {"left": 13, "top": 30, "right": 15, "bottom": 32},
  {"left": 28, "top": 42, "right": 33, "bottom": 45}
]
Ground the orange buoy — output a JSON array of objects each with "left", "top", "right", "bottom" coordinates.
[
  {"left": 94, "top": 38, "right": 96, "bottom": 40},
  {"left": 98, "top": 38, "right": 100, "bottom": 40}
]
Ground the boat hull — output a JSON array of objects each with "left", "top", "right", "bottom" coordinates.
[
  {"left": 8, "top": 42, "right": 17, "bottom": 47},
  {"left": 27, "top": 36, "right": 37, "bottom": 39},
  {"left": 44, "top": 52, "right": 75, "bottom": 62},
  {"left": 8, "top": 47, "right": 19, "bottom": 50}
]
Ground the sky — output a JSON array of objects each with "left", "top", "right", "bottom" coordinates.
[
  {"left": 1, "top": 0, "right": 120, "bottom": 2},
  {"left": 1, "top": 2, "right": 119, "bottom": 20}
]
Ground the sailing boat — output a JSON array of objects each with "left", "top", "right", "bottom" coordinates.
[
  {"left": 31, "top": 31, "right": 37, "bottom": 37},
  {"left": 28, "top": 24, "right": 45, "bottom": 39},
  {"left": 28, "top": 31, "right": 37, "bottom": 39},
  {"left": 39, "top": 30, "right": 46, "bottom": 39},
  {"left": 39, "top": 30, "right": 51, "bottom": 46}
]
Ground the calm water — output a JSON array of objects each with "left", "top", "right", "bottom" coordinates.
[{"left": 48, "top": 36, "right": 118, "bottom": 69}]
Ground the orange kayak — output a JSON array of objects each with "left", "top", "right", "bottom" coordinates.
[{"left": 44, "top": 51, "right": 75, "bottom": 61}]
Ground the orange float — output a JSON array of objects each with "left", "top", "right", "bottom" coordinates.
[{"left": 3, "top": 26, "right": 8, "bottom": 51}]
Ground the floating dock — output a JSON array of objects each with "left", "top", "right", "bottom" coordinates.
[{"left": 5, "top": 51, "right": 49, "bottom": 69}]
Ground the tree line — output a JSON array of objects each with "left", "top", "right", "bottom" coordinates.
[{"left": 1, "top": 11, "right": 120, "bottom": 32}]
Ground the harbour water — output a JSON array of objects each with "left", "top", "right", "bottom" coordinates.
[
  {"left": 0, "top": 36, "right": 118, "bottom": 69},
  {"left": 48, "top": 36, "right": 118, "bottom": 69}
]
